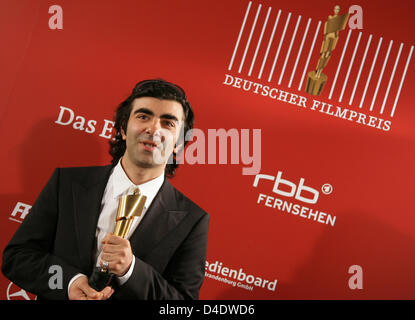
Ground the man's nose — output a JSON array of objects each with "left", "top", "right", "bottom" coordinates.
[{"left": 146, "top": 118, "right": 162, "bottom": 136}]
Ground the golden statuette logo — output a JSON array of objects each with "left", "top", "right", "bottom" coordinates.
[{"left": 305, "top": 5, "right": 350, "bottom": 95}]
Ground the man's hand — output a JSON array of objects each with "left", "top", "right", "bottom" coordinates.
[
  {"left": 69, "top": 275, "right": 114, "bottom": 300},
  {"left": 100, "top": 233, "right": 133, "bottom": 277}
]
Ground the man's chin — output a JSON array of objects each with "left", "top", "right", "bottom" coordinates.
[{"left": 133, "top": 155, "right": 167, "bottom": 168}]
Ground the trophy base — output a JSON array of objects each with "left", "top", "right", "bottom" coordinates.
[
  {"left": 305, "top": 71, "right": 327, "bottom": 96},
  {"left": 88, "top": 267, "right": 114, "bottom": 291}
]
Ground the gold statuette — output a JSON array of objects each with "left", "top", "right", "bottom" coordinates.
[
  {"left": 88, "top": 188, "right": 147, "bottom": 290},
  {"left": 113, "top": 188, "right": 147, "bottom": 239},
  {"left": 305, "top": 5, "right": 349, "bottom": 95}
]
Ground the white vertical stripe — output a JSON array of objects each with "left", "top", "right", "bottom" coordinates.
[
  {"left": 288, "top": 18, "right": 311, "bottom": 88},
  {"left": 268, "top": 12, "right": 291, "bottom": 82},
  {"left": 370, "top": 40, "right": 393, "bottom": 111},
  {"left": 248, "top": 7, "right": 272, "bottom": 76},
  {"left": 339, "top": 32, "right": 362, "bottom": 102},
  {"left": 238, "top": 4, "right": 262, "bottom": 73},
  {"left": 298, "top": 21, "right": 321, "bottom": 91},
  {"left": 380, "top": 42, "right": 403, "bottom": 114},
  {"left": 359, "top": 37, "right": 382, "bottom": 109},
  {"left": 328, "top": 28, "right": 352, "bottom": 99},
  {"left": 228, "top": 1, "right": 252, "bottom": 71},
  {"left": 349, "top": 34, "right": 372, "bottom": 105},
  {"left": 278, "top": 15, "right": 301, "bottom": 85},
  {"left": 258, "top": 9, "right": 281, "bottom": 79},
  {"left": 391, "top": 45, "right": 414, "bottom": 117}
]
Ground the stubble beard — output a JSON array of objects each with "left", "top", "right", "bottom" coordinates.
[{"left": 129, "top": 141, "right": 171, "bottom": 170}]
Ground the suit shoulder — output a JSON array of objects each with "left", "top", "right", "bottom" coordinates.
[
  {"left": 58, "top": 165, "right": 111, "bottom": 173},
  {"left": 168, "top": 183, "right": 209, "bottom": 219},
  {"left": 56, "top": 165, "right": 113, "bottom": 184}
]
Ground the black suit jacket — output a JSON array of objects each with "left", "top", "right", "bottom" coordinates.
[{"left": 2, "top": 165, "right": 209, "bottom": 300}]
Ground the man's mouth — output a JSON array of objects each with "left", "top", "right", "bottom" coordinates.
[{"left": 140, "top": 140, "right": 160, "bottom": 152}]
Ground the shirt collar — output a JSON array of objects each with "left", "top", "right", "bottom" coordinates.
[{"left": 112, "top": 159, "right": 165, "bottom": 209}]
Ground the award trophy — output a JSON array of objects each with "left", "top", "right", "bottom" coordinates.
[
  {"left": 305, "top": 5, "right": 349, "bottom": 95},
  {"left": 88, "top": 188, "right": 147, "bottom": 291}
]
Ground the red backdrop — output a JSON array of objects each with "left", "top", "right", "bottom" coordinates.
[{"left": 1, "top": 0, "right": 414, "bottom": 300}]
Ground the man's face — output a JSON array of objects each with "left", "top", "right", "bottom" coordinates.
[{"left": 121, "top": 97, "right": 185, "bottom": 170}]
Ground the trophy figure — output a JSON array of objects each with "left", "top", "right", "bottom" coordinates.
[
  {"left": 88, "top": 188, "right": 147, "bottom": 291},
  {"left": 305, "top": 5, "right": 349, "bottom": 95}
]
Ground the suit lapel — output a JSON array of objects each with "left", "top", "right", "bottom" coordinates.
[
  {"left": 129, "top": 179, "right": 188, "bottom": 258},
  {"left": 72, "top": 169, "right": 187, "bottom": 272},
  {"left": 72, "top": 166, "right": 113, "bottom": 273}
]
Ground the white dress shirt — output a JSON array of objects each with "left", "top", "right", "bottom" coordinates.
[{"left": 68, "top": 159, "right": 164, "bottom": 295}]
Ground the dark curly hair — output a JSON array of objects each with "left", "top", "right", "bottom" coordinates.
[{"left": 109, "top": 79, "right": 194, "bottom": 178}]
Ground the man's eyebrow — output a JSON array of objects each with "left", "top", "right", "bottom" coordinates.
[
  {"left": 133, "top": 107, "right": 180, "bottom": 122},
  {"left": 133, "top": 107, "right": 154, "bottom": 116},
  {"left": 160, "top": 114, "right": 179, "bottom": 122}
]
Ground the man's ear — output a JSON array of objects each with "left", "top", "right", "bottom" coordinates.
[
  {"left": 173, "top": 142, "right": 184, "bottom": 154},
  {"left": 120, "top": 128, "right": 127, "bottom": 140}
]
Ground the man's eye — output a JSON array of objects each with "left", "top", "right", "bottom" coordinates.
[
  {"left": 137, "top": 114, "right": 148, "bottom": 120},
  {"left": 163, "top": 120, "right": 175, "bottom": 128}
]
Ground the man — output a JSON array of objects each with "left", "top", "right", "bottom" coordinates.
[{"left": 2, "top": 79, "right": 209, "bottom": 300}]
